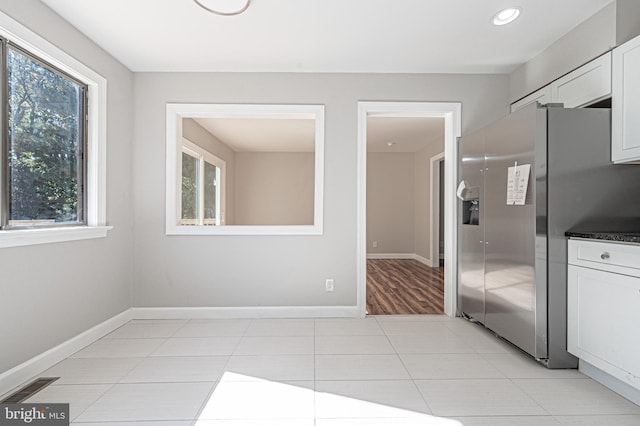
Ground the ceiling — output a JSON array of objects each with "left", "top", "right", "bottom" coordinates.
[
  {"left": 191, "top": 116, "right": 443, "bottom": 153},
  {"left": 41, "top": 0, "right": 613, "bottom": 74},
  {"left": 193, "top": 117, "right": 315, "bottom": 152},
  {"left": 367, "top": 117, "right": 444, "bottom": 153},
  {"left": 40, "top": 0, "right": 612, "bottom": 154}
]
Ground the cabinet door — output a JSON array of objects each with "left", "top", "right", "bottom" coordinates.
[
  {"left": 511, "top": 86, "right": 552, "bottom": 113},
  {"left": 612, "top": 35, "right": 640, "bottom": 163},
  {"left": 551, "top": 52, "right": 611, "bottom": 108},
  {"left": 568, "top": 265, "right": 640, "bottom": 389}
]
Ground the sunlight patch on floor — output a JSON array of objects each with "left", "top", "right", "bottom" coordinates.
[{"left": 194, "top": 371, "right": 464, "bottom": 424}]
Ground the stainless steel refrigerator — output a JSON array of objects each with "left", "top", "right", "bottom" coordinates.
[{"left": 457, "top": 103, "right": 640, "bottom": 368}]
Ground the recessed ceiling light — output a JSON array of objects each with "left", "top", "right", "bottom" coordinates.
[
  {"left": 492, "top": 7, "right": 521, "bottom": 26},
  {"left": 386, "top": 142, "right": 396, "bottom": 147}
]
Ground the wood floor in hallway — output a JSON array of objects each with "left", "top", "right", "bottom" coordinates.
[{"left": 366, "top": 258, "right": 444, "bottom": 315}]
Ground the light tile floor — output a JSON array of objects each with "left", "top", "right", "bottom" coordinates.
[{"left": 4, "top": 315, "right": 640, "bottom": 425}]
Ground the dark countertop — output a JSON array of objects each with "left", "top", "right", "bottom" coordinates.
[
  {"left": 565, "top": 230, "right": 640, "bottom": 244},
  {"left": 565, "top": 219, "right": 640, "bottom": 243}
]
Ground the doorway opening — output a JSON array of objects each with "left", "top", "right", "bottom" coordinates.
[
  {"left": 357, "top": 102, "right": 461, "bottom": 317},
  {"left": 432, "top": 155, "right": 445, "bottom": 268}
]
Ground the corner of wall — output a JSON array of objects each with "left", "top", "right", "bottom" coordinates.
[
  {"left": 616, "top": 0, "right": 640, "bottom": 45},
  {"left": 509, "top": 2, "right": 617, "bottom": 103}
]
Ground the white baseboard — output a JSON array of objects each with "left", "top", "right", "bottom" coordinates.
[
  {"left": 0, "top": 309, "right": 132, "bottom": 397},
  {"left": 0, "top": 305, "right": 362, "bottom": 397},
  {"left": 367, "top": 253, "right": 414, "bottom": 260},
  {"left": 580, "top": 360, "right": 640, "bottom": 406},
  {"left": 367, "top": 252, "right": 434, "bottom": 267},
  {"left": 413, "top": 254, "right": 433, "bottom": 267},
  {"left": 131, "top": 305, "right": 361, "bottom": 320}
]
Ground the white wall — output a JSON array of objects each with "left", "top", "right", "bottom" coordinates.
[
  {"left": 367, "top": 152, "right": 416, "bottom": 254},
  {"left": 0, "top": 1, "right": 134, "bottom": 374},
  {"left": 510, "top": 0, "right": 640, "bottom": 103},
  {"left": 509, "top": 2, "right": 616, "bottom": 102},
  {"left": 132, "top": 72, "right": 509, "bottom": 308},
  {"left": 616, "top": 0, "right": 640, "bottom": 45},
  {"left": 235, "top": 152, "right": 314, "bottom": 225}
]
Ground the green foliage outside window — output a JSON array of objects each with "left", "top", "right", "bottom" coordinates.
[
  {"left": 181, "top": 152, "right": 198, "bottom": 221},
  {"left": 7, "top": 46, "right": 85, "bottom": 225}
]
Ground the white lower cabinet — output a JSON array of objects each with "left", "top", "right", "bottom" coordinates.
[{"left": 567, "top": 239, "right": 640, "bottom": 391}]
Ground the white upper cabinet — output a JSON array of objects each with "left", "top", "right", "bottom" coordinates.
[
  {"left": 551, "top": 52, "right": 611, "bottom": 108},
  {"left": 510, "top": 86, "right": 552, "bottom": 112},
  {"left": 511, "top": 53, "right": 612, "bottom": 113},
  {"left": 612, "top": 34, "right": 640, "bottom": 163}
]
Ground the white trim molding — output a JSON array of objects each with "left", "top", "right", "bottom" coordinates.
[
  {"left": 580, "top": 360, "right": 640, "bottom": 407},
  {"left": 0, "top": 310, "right": 131, "bottom": 397},
  {"left": 357, "top": 101, "right": 461, "bottom": 317},
  {"left": 132, "top": 306, "right": 360, "bottom": 320},
  {"left": 366, "top": 253, "right": 434, "bottom": 267},
  {"left": 0, "top": 305, "right": 366, "bottom": 397},
  {"left": 0, "top": 226, "right": 112, "bottom": 249},
  {"left": 0, "top": 10, "right": 110, "bottom": 249},
  {"left": 430, "top": 152, "right": 445, "bottom": 268}
]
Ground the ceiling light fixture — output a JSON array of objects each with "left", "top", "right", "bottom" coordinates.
[
  {"left": 193, "top": 0, "right": 251, "bottom": 16},
  {"left": 492, "top": 7, "right": 521, "bottom": 26},
  {"left": 386, "top": 142, "right": 396, "bottom": 147}
]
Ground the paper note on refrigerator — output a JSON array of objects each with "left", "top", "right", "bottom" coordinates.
[{"left": 506, "top": 164, "right": 531, "bottom": 205}]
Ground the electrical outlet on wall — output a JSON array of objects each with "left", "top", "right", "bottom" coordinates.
[
  {"left": 325, "top": 279, "right": 334, "bottom": 292},
  {"left": 372, "top": 241, "right": 378, "bottom": 248}
]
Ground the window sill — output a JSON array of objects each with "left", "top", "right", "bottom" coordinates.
[
  {"left": 166, "top": 224, "right": 323, "bottom": 236},
  {"left": 0, "top": 225, "right": 113, "bottom": 249}
]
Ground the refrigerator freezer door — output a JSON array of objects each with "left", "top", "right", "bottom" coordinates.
[
  {"left": 483, "top": 105, "right": 545, "bottom": 359},
  {"left": 458, "top": 130, "right": 486, "bottom": 323}
]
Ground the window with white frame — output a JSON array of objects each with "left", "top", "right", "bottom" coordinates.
[
  {"left": 181, "top": 139, "right": 225, "bottom": 226},
  {"left": 2, "top": 41, "right": 87, "bottom": 229},
  {"left": 0, "top": 11, "right": 108, "bottom": 248}
]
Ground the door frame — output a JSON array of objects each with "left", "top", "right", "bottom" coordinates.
[
  {"left": 430, "top": 152, "right": 445, "bottom": 267},
  {"left": 357, "top": 101, "right": 461, "bottom": 317}
]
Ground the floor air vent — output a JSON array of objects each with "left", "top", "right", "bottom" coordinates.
[{"left": 1, "top": 377, "right": 59, "bottom": 403}]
